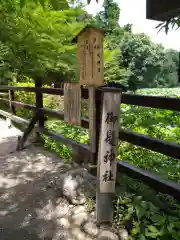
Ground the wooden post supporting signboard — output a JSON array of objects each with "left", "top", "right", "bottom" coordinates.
[
  {"left": 64, "top": 83, "right": 81, "bottom": 126},
  {"left": 73, "top": 26, "right": 105, "bottom": 161},
  {"left": 96, "top": 88, "right": 122, "bottom": 224},
  {"left": 89, "top": 86, "right": 96, "bottom": 153}
]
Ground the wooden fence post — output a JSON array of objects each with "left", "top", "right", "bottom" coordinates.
[
  {"left": 9, "top": 90, "right": 16, "bottom": 115},
  {"left": 64, "top": 82, "right": 81, "bottom": 126},
  {"left": 7, "top": 89, "right": 16, "bottom": 127},
  {"left": 35, "top": 78, "right": 44, "bottom": 141},
  {"left": 86, "top": 88, "right": 102, "bottom": 168},
  {"left": 92, "top": 89, "right": 102, "bottom": 166},
  {"left": 89, "top": 86, "right": 96, "bottom": 154},
  {"left": 96, "top": 88, "right": 122, "bottom": 224}
]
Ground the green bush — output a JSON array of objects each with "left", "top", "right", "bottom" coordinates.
[
  {"left": 114, "top": 193, "right": 180, "bottom": 240},
  {"left": 44, "top": 120, "right": 88, "bottom": 161},
  {"left": 9, "top": 81, "right": 36, "bottom": 119},
  {"left": 9, "top": 81, "right": 63, "bottom": 118}
]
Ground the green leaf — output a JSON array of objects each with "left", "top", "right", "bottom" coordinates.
[
  {"left": 20, "top": 0, "right": 25, "bottom": 8},
  {"left": 39, "top": 0, "right": 45, "bottom": 7},
  {"left": 167, "top": 222, "right": 175, "bottom": 232},
  {"left": 150, "top": 214, "right": 165, "bottom": 225},
  {"left": 126, "top": 206, "right": 134, "bottom": 219},
  {"left": 145, "top": 225, "right": 162, "bottom": 238},
  {"left": 135, "top": 205, "right": 146, "bottom": 220},
  {"left": 33, "top": 0, "right": 38, "bottom": 4},
  {"left": 49, "top": 0, "right": 69, "bottom": 10},
  {"left": 132, "top": 222, "right": 140, "bottom": 235},
  {"left": 148, "top": 226, "right": 159, "bottom": 233},
  {"left": 139, "top": 235, "right": 146, "bottom": 240}
]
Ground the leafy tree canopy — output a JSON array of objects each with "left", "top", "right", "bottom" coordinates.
[{"left": 0, "top": 0, "right": 89, "bottom": 83}]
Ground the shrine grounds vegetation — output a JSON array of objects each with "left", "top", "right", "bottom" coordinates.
[{"left": 11, "top": 82, "right": 180, "bottom": 239}]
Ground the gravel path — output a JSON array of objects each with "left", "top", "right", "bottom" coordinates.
[
  {"left": 0, "top": 119, "right": 127, "bottom": 240},
  {"left": 0, "top": 120, "right": 93, "bottom": 240}
]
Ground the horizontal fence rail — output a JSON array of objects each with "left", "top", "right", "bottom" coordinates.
[
  {"left": 39, "top": 108, "right": 89, "bottom": 128},
  {"left": 0, "top": 98, "right": 36, "bottom": 110},
  {"left": 82, "top": 88, "right": 180, "bottom": 111},
  {"left": 0, "top": 85, "right": 180, "bottom": 203},
  {"left": 117, "top": 161, "right": 180, "bottom": 201},
  {"left": 0, "top": 86, "right": 64, "bottom": 95},
  {"left": 39, "top": 126, "right": 90, "bottom": 153},
  {"left": 1, "top": 85, "right": 180, "bottom": 111},
  {"left": 0, "top": 92, "right": 8, "bottom": 96},
  {"left": 0, "top": 109, "right": 29, "bottom": 125},
  {"left": 122, "top": 93, "right": 180, "bottom": 111},
  {"left": 119, "top": 129, "right": 180, "bottom": 160}
]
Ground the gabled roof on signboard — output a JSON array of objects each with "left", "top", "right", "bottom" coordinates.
[{"left": 72, "top": 25, "right": 107, "bottom": 43}]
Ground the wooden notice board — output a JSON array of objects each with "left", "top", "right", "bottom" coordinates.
[
  {"left": 64, "top": 83, "right": 81, "bottom": 126},
  {"left": 76, "top": 27, "right": 104, "bottom": 86}
]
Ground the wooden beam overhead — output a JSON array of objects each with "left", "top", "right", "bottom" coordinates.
[{"left": 146, "top": 0, "right": 180, "bottom": 21}]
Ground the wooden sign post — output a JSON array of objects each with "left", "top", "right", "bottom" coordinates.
[
  {"left": 88, "top": 86, "right": 96, "bottom": 153},
  {"left": 96, "top": 88, "right": 122, "bottom": 224},
  {"left": 64, "top": 83, "right": 81, "bottom": 126},
  {"left": 73, "top": 26, "right": 105, "bottom": 154}
]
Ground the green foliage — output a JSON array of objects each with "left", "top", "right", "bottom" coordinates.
[
  {"left": 114, "top": 194, "right": 180, "bottom": 239},
  {"left": 9, "top": 81, "right": 36, "bottom": 118},
  {"left": 5, "top": 0, "right": 90, "bottom": 11},
  {"left": 0, "top": 0, "right": 88, "bottom": 82},
  {"left": 157, "top": 49, "right": 179, "bottom": 87},
  {"left": 95, "top": 0, "right": 179, "bottom": 90},
  {"left": 95, "top": 0, "right": 120, "bottom": 32},
  {"left": 95, "top": 0, "right": 131, "bottom": 86},
  {"left": 9, "top": 80, "right": 60, "bottom": 118},
  {"left": 86, "top": 197, "right": 95, "bottom": 213},
  {"left": 137, "top": 87, "right": 180, "bottom": 97},
  {"left": 44, "top": 120, "right": 89, "bottom": 161},
  {"left": 104, "top": 47, "right": 129, "bottom": 85},
  {"left": 120, "top": 33, "right": 177, "bottom": 91},
  {"left": 0, "top": 41, "right": 12, "bottom": 84},
  {"left": 118, "top": 88, "right": 180, "bottom": 182}
]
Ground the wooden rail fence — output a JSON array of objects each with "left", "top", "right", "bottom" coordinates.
[{"left": 0, "top": 85, "right": 180, "bottom": 202}]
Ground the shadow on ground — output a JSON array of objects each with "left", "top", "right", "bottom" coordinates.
[{"left": 0, "top": 143, "right": 97, "bottom": 240}]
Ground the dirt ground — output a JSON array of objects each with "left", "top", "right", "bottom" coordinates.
[{"left": 0, "top": 120, "right": 98, "bottom": 240}]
